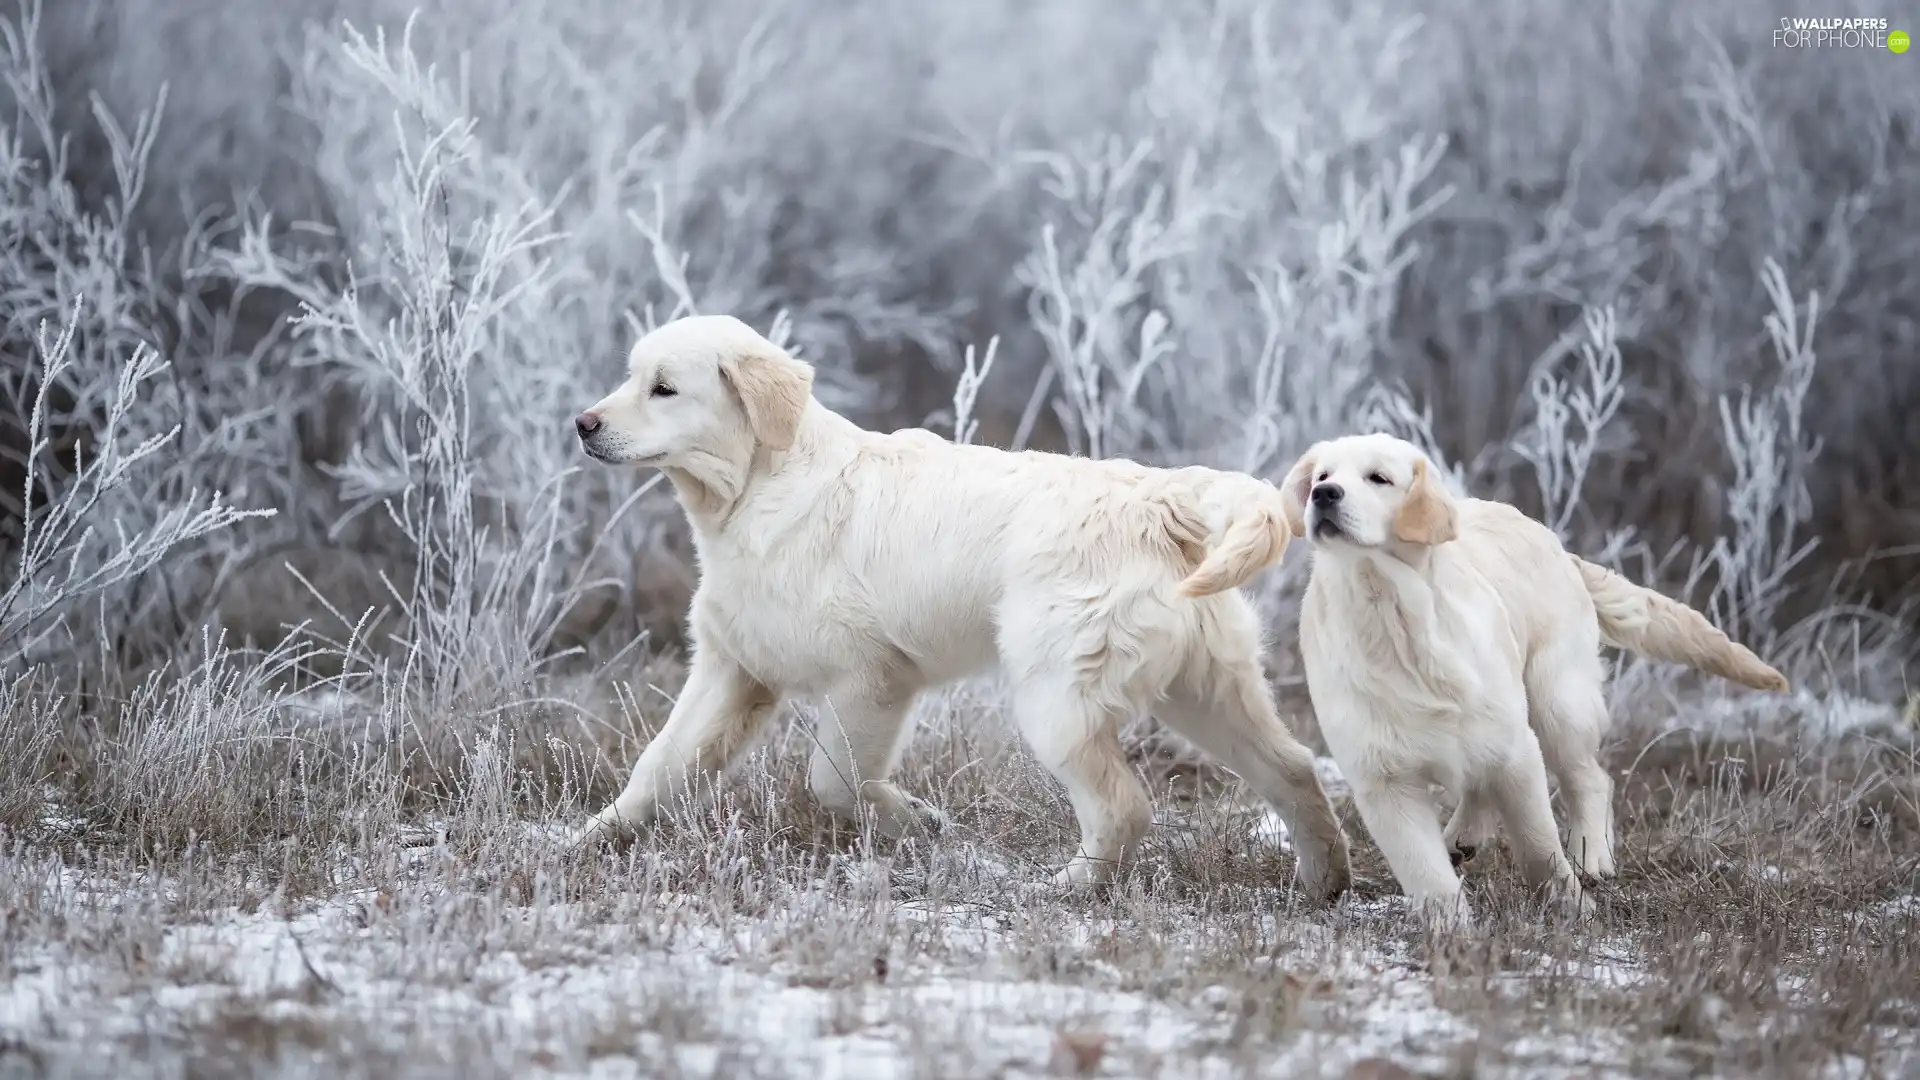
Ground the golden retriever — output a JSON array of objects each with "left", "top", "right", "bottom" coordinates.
[
  {"left": 1281, "top": 433, "right": 1788, "bottom": 922},
  {"left": 568, "top": 314, "right": 1351, "bottom": 900}
]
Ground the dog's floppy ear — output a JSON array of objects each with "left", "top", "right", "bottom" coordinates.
[
  {"left": 1393, "top": 457, "right": 1459, "bottom": 545},
  {"left": 1279, "top": 445, "right": 1322, "bottom": 537},
  {"left": 721, "top": 342, "right": 814, "bottom": 452}
]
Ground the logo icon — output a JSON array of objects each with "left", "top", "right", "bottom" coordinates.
[{"left": 1892, "top": 29, "right": 1911, "bottom": 52}]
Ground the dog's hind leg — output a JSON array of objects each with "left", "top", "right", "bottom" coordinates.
[
  {"left": 573, "top": 646, "right": 780, "bottom": 847},
  {"left": 1525, "top": 639, "right": 1616, "bottom": 879},
  {"left": 1159, "top": 646, "right": 1352, "bottom": 906},
  {"left": 1011, "top": 673, "right": 1152, "bottom": 888},
  {"left": 1484, "top": 723, "right": 1591, "bottom": 917},
  {"left": 808, "top": 675, "right": 946, "bottom": 837}
]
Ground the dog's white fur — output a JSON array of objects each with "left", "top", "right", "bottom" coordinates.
[
  {"left": 569, "top": 315, "right": 1352, "bottom": 900},
  {"left": 1282, "top": 433, "right": 1789, "bottom": 923}
]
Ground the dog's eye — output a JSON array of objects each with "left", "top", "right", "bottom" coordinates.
[
  {"left": 650, "top": 383, "right": 677, "bottom": 399},
  {"left": 1366, "top": 472, "right": 1391, "bottom": 486},
  {"left": 1316, "top": 472, "right": 1329, "bottom": 483}
]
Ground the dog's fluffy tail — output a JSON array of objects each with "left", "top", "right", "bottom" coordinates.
[
  {"left": 1161, "top": 474, "right": 1293, "bottom": 598},
  {"left": 1572, "top": 556, "right": 1790, "bottom": 692}
]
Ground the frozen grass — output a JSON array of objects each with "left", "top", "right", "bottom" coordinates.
[
  {"left": 2, "top": 0, "right": 1919, "bottom": 1074},
  {"left": 4, "top": 677, "right": 1920, "bottom": 1078}
]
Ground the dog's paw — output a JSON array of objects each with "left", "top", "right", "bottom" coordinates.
[
  {"left": 900, "top": 795, "right": 950, "bottom": 835},
  {"left": 1051, "top": 857, "right": 1121, "bottom": 891},
  {"left": 1544, "top": 876, "right": 1595, "bottom": 921},
  {"left": 1318, "top": 861, "right": 1355, "bottom": 906},
  {"left": 566, "top": 813, "right": 638, "bottom": 854},
  {"left": 864, "top": 792, "right": 949, "bottom": 839},
  {"left": 1571, "top": 843, "right": 1615, "bottom": 880},
  {"left": 565, "top": 821, "right": 608, "bottom": 851},
  {"left": 1295, "top": 850, "right": 1353, "bottom": 908},
  {"left": 1290, "top": 830, "right": 1353, "bottom": 907},
  {"left": 1416, "top": 892, "right": 1476, "bottom": 931}
]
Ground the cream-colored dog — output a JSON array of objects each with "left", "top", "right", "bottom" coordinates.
[
  {"left": 1282, "top": 433, "right": 1788, "bottom": 922},
  {"left": 568, "top": 314, "right": 1351, "bottom": 901}
]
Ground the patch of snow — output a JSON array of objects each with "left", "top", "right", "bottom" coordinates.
[
  {"left": 1314, "top": 755, "right": 1351, "bottom": 799},
  {"left": 0, "top": 846, "right": 1704, "bottom": 1079},
  {"left": 1249, "top": 758, "right": 1349, "bottom": 851},
  {"left": 1682, "top": 689, "right": 1908, "bottom": 742},
  {"left": 1820, "top": 1052, "right": 1869, "bottom": 1080},
  {"left": 1251, "top": 808, "right": 1294, "bottom": 851}
]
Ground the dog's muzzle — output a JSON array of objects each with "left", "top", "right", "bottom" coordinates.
[{"left": 1308, "top": 482, "right": 1347, "bottom": 539}]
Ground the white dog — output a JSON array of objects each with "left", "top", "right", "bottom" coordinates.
[
  {"left": 1281, "top": 433, "right": 1788, "bottom": 922},
  {"left": 568, "top": 315, "right": 1352, "bottom": 900}
]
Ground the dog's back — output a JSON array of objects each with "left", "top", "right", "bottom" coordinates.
[
  {"left": 1445, "top": 500, "right": 1787, "bottom": 693},
  {"left": 1449, "top": 499, "right": 1598, "bottom": 662},
  {"left": 705, "top": 427, "right": 1288, "bottom": 691}
]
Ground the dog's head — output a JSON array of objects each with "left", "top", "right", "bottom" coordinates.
[
  {"left": 1280, "top": 433, "right": 1459, "bottom": 552},
  {"left": 574, "top": 315, "right": 814, "bottom": 469}
]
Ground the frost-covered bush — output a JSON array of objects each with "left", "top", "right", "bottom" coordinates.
[
  {"left": 0, "top": 1, "right": 286, "bottom": 670},
  {"left": 0, "top": 305, "right": 271, "bottom": 666}
]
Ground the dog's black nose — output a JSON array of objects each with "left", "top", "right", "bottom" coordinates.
[
  {"left": 574, "top": 411, "right": 602, "bottom": 438},
  {"left": 1310, "top": 482, "right": 1343, "bottom": 507}
]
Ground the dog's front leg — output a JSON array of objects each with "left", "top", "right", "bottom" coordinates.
[
  {"left": 1442, "top": 788, "right": 1501, "bottom": 871},
  {"left": 572, "top": 647, "right": 780, "bottom": 847},
  {"left": 808, "top": 678, "right": 947, "bottom": 838},
  {"left": 1349, "top": 777, "right": 1472, "bottom": 926}
]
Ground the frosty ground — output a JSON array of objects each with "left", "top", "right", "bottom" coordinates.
[{"left": 4, "top": 675, "right": 1918, "bottom": 1080}]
